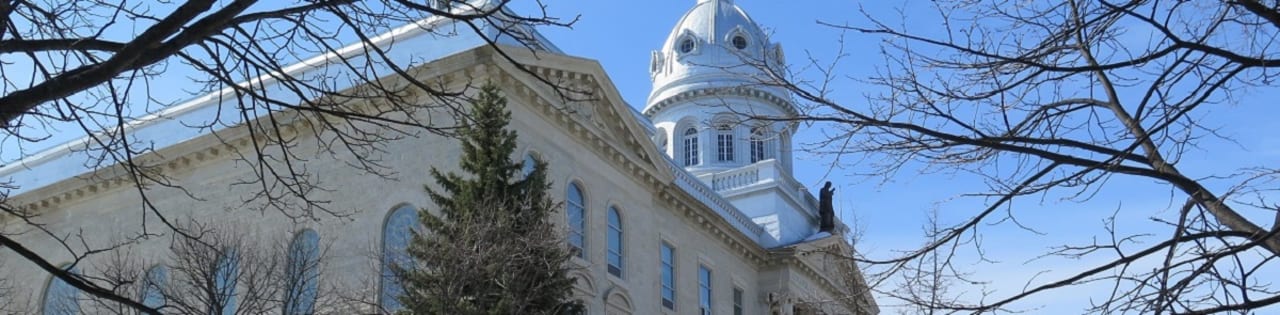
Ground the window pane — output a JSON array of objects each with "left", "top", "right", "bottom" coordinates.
[
  {"left": 750, "top": 127, "right": 770, "bottom": 163},
  {"left": 607, "top": 207, "right": 623, "bottom": 277},
  {"left": 717, "top": 127, "right": 734, "bottom": 162},
  {"left": 567, "top": 184, "right": 586, "bottom": 257},
  {"left": 215, "top": 249, "right": 239, "bottom": 315},
  {"left": 381, "top": 205, "right": 418, "bottom": 311},
  {"left": 285, "top": 229, "right": 321, "bottom": 315},
  {"left": 660, "top": 243, "right": 676, "bottom": 309},
  {"left": 42, "top": 267, "right": 80, "bottom": 315},
  {"left": 140, "top": 266, "right": 167, "bottom": 309},
  {"left": 699, "top": 265, "right": 712, "bottom": 313},
  {"left": 683, "top": 128, "right": 699, "bottom": 165},
  {"left": 522, "top": 154, "right": 538, "bottom": 177},
  {"left": 733, "top": 287, "right": 744, "bottom": 315}
]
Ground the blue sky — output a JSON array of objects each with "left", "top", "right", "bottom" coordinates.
[
  {"left": 2, "top": 0, "right": 1275, "bottom": 313},
  {"left": 521, "top": 0, "right": 1280, "bottom": 313}
]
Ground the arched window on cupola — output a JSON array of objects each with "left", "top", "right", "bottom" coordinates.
[
  {"left": 683, "top": 128, "right": 700, "bottom": 166},
  {"left": 750, "top": 126, "right": 777, "bottom": 163},
  {"left": 716, "top": 124, "right": 734, "bottom": 162}
]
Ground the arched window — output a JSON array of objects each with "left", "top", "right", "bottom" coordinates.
[
  {"left": 567, "top": 183, "right": 586, "bottom": 258},
  {"left": 716, "top": 124, "right": 734, "bottom": 162},
  {"left": 522, "top": 153, "right": 540, "bottom": 177},
  {"left": 381, "top": 205, "right": 419, "bottom": 311},
  {"left": 42, "top": 266, "right": 80, "bottom": 315},
  {"left": 750, "top": 127, "right": 775, "bottom": 163},
  {"left": 285, "top": 229, "right": 321, "bottom": 315},
  {"left": 214, "top": 248, "right": 239, "bottom": 315},
  {"left": 140, "top": 265, "right": 167, "bottom": 309},
  {"left": 606, "top": 206, "right": 623, "bottom": 278},
  {"left": 683, "top": 128, "right": 700, "bottom": 166}
]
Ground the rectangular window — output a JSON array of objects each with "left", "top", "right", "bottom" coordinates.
[
  {"left": 717, "top": 132, "right": 734, "bottom": 161},
  {"left": 750, "top": 138, "right": 766, "bottom": 163},
  {"left": 733, "top": 287, "right": 744, "bottom": 315},
  {"left": 684, "top": 136, "right": 699, "bottom": 166},
  {"left": 699, "top": 265, "right": 712, "bottom": 315},
  {"left": 661, "top": 243, "right": 676, "bottom": 310},
  {"left": 607, "top": 208, "right": 623, "bottom": 278}
]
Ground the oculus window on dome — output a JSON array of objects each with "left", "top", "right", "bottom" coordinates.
[
  {"left": 675, "top": 30, "right": 699, "bottom": 55},
  {"left": 732, "top": 35, "right": 748, "bottom": 50}
]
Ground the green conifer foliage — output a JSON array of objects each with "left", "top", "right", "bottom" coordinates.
[{"left": 397, "top": 84, "right": 581, "bottom": 315}]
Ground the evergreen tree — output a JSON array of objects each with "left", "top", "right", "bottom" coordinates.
[{"left": 397, "top": 84, "right": 580, "bottom": 315}]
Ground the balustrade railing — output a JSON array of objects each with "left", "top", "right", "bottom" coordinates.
[
  {"left": 669, "top": 163, "right": 768, "bottom": 238},
  {"left": 698, "top": 159, "right": 819, "bottom": 215}
]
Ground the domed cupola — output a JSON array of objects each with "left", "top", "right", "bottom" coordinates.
[
  {"left": 645, "top": 0, "right": 823, "bottom": 247},
  {"left": 645, "top": 0, "right": 789, "bottom": 110},
  {"left": 645, "top": 0, "right": 795, "bottom": 176}
]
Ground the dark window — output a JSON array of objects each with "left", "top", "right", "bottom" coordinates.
[
  {"left": 732, "top": 35, "right": 748, "bottom": 49},
  {"left": 661, "top": 243, "right": 676, "bottom": 310},
  {"left": 699, "top": 265, "right": 713, "bottom": 314},
  {"left": 733, "top": 287, "right": 744, "bottom": 315},
  {"left": 717, "top": 125, "right": 734, "bottom": 162},
  {"left": 750, "top": 127, "right": 774, "bottom": 163},
  {"left": 680, "top": 38, "right": 696, "bottom": 53},
  {"left": 607, "top": 207, "right": 624, "bottom": 277},
  {"left": 567, "top": 183, "right": 586, "bottom": 257},
  {"left": 683, "top": 128, "right": 700, "bottom": 166}
]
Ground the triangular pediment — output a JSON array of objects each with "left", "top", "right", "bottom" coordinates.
[{"left": 480, "top": 46, "right": 675, "bottom": 185}]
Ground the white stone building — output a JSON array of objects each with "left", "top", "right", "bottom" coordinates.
[{"left": 0, "top": 0, "right": 877, "bottom": 314}]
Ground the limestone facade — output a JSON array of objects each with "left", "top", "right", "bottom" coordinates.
[{"left": 0, "top": 1, "right": 878, "bottom": 314}]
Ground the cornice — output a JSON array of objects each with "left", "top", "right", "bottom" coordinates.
[
  {"left": 767, "top": 240, "right": 875, "bottom": 314},
  {"left": 644, "top": 85, "right": 798, "bottom": 121},
  {"left": 4, "top": 46, "right": 779, "bottom": 274}
]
